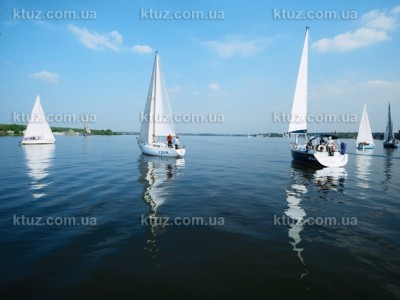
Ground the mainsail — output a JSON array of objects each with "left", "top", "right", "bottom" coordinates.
[
  {"left": 384, "top": 103, "right": 394, "bottom": 142},
  {"left": 23, "top": 95, "right": 55, "bottom": 144},
  {"left": 288, "top": 27, "right": 309, "bottom": 134},
  {"left": 356, "top": 103, "right": 374, "bottom": 145},
  {"left": 139, "top": 52, "right": 176, "bottom": 144}
]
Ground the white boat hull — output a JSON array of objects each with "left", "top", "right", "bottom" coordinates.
[
  {"left": 139, "top": 143, "right": 185, "bottom": 157},
  {"left": 291, "top": 146, "right": 348, "bottom": 167},
  {"left": 313, "top": 151, "right": 348, "bottom": 167},
  {"left": 356, "top": 143, "right": 375, "bottom": 150},
  {"left": 21, "top": 138, "right": 55, "bottom": 145}
]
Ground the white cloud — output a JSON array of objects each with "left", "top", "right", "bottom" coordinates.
[
  {"left": 131, "top": 45, "right": 153, "bottom": 54},
  {"left": 362, "top": 10, "right": 397, "bottom": 31},
  {"left": 168, "top": 86, "right": 182, "bottom": 94},
  {"left": 69, "top": 24, "right": 152, "bottom": 54},
  {"left": 312, "top": 6, "right": 398, "bottom": 53},
  {"left": 359, "top": 79, "right": 400, "bottom": 88},
  {"left": 208, "top": 83, "right": 220, "bottom": 91},
  {"left": 312, "top": 27, "right": 390, "bottom": 52},
  {"left": 203, "top": 35, "right": 269, "bottom": 58},
  {"left": 69, "top": 24, "right": 123, "bottom": 52},
  {"left": 30, "top": 70, "right": 60, "bottom": 84},
  {"left": 390, "top": 5, "right": 400, "bottom": 15}
]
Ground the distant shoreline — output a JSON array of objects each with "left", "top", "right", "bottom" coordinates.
[
  {"left": 0, "top": 124, "right": 390, "bottom": 140},
  {"left": 0, "top": 124, "right": 389, "bottom": 139}
]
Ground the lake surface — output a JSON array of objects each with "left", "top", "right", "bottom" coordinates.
[{"left": 1, "top": 135, "right": 399, "bottom": 299}]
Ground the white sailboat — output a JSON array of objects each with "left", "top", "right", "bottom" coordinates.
[
  {"left": 288, "top": 27, "right": 348, "bottom": 167},
  {"left": 138, "top": 51, "right": 185, "bottom": 157},
  {"left": 383, "top": 103, "right": 399, "bottom": 148},
  {"left": 82, "top": 121, "right": 92, "bottom": 136},
  {"left": 21, "top": 95, "right": 55, "bottom": 145},
  {"left": 356, "top": 103, "right": 375, "bottom": 149}
]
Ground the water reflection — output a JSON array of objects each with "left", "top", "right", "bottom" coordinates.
[
  {"left": 355, "top": 150, "right": 373, "bottom": 190},
  {"left": 286, "top": 163, "right": 347, "bottom": 279},
  {"left": 22, "top": 144, "right": 55, "bottom": 199},
  {"left": 285, "top": 166, "right": 309, "bottom": 280},
  {"left": 137, "top": 155, "right": 185, "bottom": 259},
  {"left": 382, "top": 149, "right": 394, "bottom": 191},
  {"left": 314, "top": 167, "right": 347, "bottom": 192}
]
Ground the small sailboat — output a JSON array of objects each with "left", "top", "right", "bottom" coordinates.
[
  {"left": 383, "top": 103, "right": 399, "bottom": 148},
  {"left": 356, "top": 103, "right": 375, "bottom": 149},
  {"left": 288, "top": 27, "right": 348, "bottom": 167},
  {"left": 21, "top": 95, "right": 55, "bottom": 145},
  {"left": 138, "top": 52, "right": 185, "bottom": 157},
  {"left": 82, "top": 121, "right": 91, "bottom": 136}
]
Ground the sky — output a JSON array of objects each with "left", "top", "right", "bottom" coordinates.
[{"left": 1, "top": 0, "right": 399, "bottom": 134}]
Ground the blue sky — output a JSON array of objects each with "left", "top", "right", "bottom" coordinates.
[{"left": 1, "top": 0, "right": 399, "bottom": 134}]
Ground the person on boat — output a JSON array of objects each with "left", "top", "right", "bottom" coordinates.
[
  {"left": 174, "top": 136, "right": 180, "bottom": 149},
  {"left": 317, "top": 137, "right": 326, "bottom": 152},
  {"left": 167, "top": 134, "right": 173, "bottom": 147},
  {"left": 327, "top": 136, "right": 335, "bottom": 156},
  {"left": 307, "top": 140, "right": 313, "bottom": 152}
]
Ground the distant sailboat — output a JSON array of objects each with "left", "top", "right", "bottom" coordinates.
[
  {"left": 82, "top": 121, "right": 91, "bottom": 136},
  {"left": 288, "top": 27, "right": 348, "bottom": 167},
  {"left": 383, "top": 103, "right": 399, "bottom": 149},
  {"left": 21, "top": 95, "right": 55, "bottom": 145},
  {"left": 356, "top": 103, "right": 375, "bottom": 149},
  {"left": 138, "top": 51, "right": 185, "bottom": 157}
]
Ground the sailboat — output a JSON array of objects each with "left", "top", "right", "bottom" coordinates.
[
  {"left": 356, "top": 103, "right": 375, "bottom": 149},
  {"left": 383, "top": 103, "right": 399, "bottom": 148},
  {"left": 21, "top": 95, "right": 55, "bottom": 145},
  {"left": 138, "top": 51, "right": 185, "bottom": 157},
  {"left": 288, "top": 27, "right": 348, "bottom": 167},
  {"left": 82, "top": 121, "right": 91, "bottom": 136}
]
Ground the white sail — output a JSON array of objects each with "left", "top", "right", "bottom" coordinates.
[
  {"left": 288, "top": 27, "right": 308, "bottom": 134},
  {"left": 384, "top": 103, "right": 394, "bottom": 142},
  {"left": 139, "top": 52, "right": 176, "bottom": 144},
  {"left": 22, "top": 95, "right": 55, "bottom": 144},
  {"left": 356, "top": 103, "right": 374, "bottom": 145}
]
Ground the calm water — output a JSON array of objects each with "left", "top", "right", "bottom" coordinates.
[{"left": 1, "top": 135, "right": 399, "bottom": 299}]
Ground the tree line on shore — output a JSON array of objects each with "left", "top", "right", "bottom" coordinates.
[{"left": 0, "top": 124, "right": 115, "bottom": 136}]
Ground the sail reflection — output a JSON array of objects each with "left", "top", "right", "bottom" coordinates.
[
  {"left": 355, "top": 150, "right": 373, "bottom": 190},
  {"left": 286, "top": 163, "right": 347, "bottom": 279},
  {"left": 285, "top": 167, "right": 308, "bottom": 279},
  {"left": 138, "top": 155, "right": 185, "bottom": 258},
  {"left": 382, "top": 149, "right": 394, "bottom": 190},
  {"left": 23, "top": 144, "right": 55, "bottom": 199}
]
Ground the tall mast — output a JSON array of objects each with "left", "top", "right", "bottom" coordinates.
[{"left": 152, "top": 51, "right": 158, "bottom": 142}]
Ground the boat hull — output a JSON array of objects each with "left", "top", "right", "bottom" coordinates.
[
  {"left": 21, "top": 139, "right": 55, "bottom": 145},
  {"left": 291, "top": 149, "right": 320, "bottom": 165},
  {"left": 139, "top": 143, "right": 185, "bottom": 157},
  {"left": 291, "top": 149, "right": 348, "bottom": 167},
  {"left": 356, "top": 143, "right": 375, "bottom": 150},
  {"left": 383, "top": 142, "right": 399, "bottom": 149}
]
